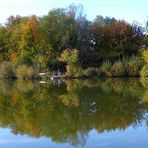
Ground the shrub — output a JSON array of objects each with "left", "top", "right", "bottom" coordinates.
[
  {"left": 83, "top": 67, "right": 100, "bottom": 77},
  {"left": 73, "top": 67, "right": 84, "bottom": 78},
  {"left": 128, "top": 56, "right": 144, "bottom": 76},
  {"left": 0, "top": 61, "right": 15, "bottom": 78},
  {"left": 16, "top": 65, "right": 36, "bottom": 79},
  {"left": 100, "top": 61, "right": 112, "bottom": 76},
  {"left": 142, "top": 50, "right": 148, "bottom": 63},
  {"left": 111, "top": 61, "right": 125, "bottom": 76},
  {"left": 140, "top": 64, "right": 148, "bottom": 77},
  {"left": 121, "top": 57, "right": 129, "bottom": 75},
  {"left": 143, "top": 90, "right": 148, "bottom": 103},
  {"left": 140, "top": 77, "right": 148, "bottom": 88},
  {"left": 16, "top": 80, "right": 35, "bottom": 92}
]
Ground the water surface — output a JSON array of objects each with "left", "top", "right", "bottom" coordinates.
[{"left": 0, "top": 78, "right": 148, "bottom": 147}]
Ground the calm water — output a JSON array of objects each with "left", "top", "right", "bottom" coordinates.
[{"left": 0, "top": 78, "right": 148, "bottom": 147}]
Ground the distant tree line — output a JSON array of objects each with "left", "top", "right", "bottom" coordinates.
[{"left": 0, "top": 4, "right": 147, "bottom": 78}]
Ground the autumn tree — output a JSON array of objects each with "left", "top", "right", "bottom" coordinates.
[
  {"left": 0, "top": 25, "right": 7, "bottom": 62},
  {"left": 92, "top": 17, "right": 144, "bottom": 63},
  {"left": 0, "top": 5, "right": 146, "bottom": 72},
  {"left": 39, "top": 5, "right": 83, "bottom": 69},
  {"left": 17, "top": 15, "right": 52, "bottom": 70},
  {"left": 59, "top": 49, "right": 79, "bottom": 77}
]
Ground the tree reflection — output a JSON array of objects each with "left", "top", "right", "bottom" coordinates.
[{"left": 0, "top": 78, "right": 147, "bottom": 146}]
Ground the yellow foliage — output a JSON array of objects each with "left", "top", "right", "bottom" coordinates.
[
  {"left": 59, "top": 94, "right": 79, "bottom": 107},
  {"left": 10, "top": 52, "right": 18, "bottom": 65},
  {"left": 142, "top": 50, "right": 148, "bottom": 63},
  {"left": 59, "top": 49, "right": 79, "bottom": 77},
  {"left": 143, "top": 90, "right": 148, "bottom": 102},
  {"left": 59, "top": 49, "right": 78, "bottom": 65},
  {"left": 0, "top": 54, "right": 4, "bottom": 63},
  {"left": 16, "top": 65, "right": 35, "bottom": 79}
]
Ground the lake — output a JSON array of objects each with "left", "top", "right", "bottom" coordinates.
[{"left": 0, "top": 78, "right": 148, "bottom": 148}]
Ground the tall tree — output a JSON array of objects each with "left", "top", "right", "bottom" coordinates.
[
  {"left": 17, "top": 15, "right": 52, "bottom": 70},
  {"left": 0, "top": 25, "right": 7, "bottom": 62},
  {"left": 92, "top": 17, "right": 144, "bottom": 63}
]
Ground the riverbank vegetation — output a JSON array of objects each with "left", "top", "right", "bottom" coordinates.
[{"left": 0, "top": 4, "right": 148, "bottom": 79}]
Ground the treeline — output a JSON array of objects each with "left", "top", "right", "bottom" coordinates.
[{"left": 0, "top": 4, "right": 148, "bottom": 78}]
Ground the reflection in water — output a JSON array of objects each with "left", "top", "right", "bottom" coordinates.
[{"left": 0, "top": 78, "right": 148, "bottom": 146}]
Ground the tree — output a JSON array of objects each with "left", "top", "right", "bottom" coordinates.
[
  {"left": 5, "top": 16, "right": 29, "bottom": 64},
  {"left": 59, "top": 49, "right": 79, "bottom": 77},
  {"left": 17, "top": 15, "right": 52, "bottom": 70},
  {"left": 0, "top": 25, "right": 7, "bottom": 62},
  {"left": 92, "top": 17, "right": 144, "bottom": 63},
  {"left": 39, "top": 6, "right": 81, "bottom": 69}
]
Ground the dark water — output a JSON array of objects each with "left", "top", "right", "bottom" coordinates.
[{"left": 0, "top": 78, "right": 148, "bottom": 148}]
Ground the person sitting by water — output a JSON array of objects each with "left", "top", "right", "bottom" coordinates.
[{"left": 52, "top": 71, "right": 56, "bottom": 76}]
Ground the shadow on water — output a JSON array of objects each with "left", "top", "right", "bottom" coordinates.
[{"left": 0, "top": 78, "right": 148, "bottom": 146}]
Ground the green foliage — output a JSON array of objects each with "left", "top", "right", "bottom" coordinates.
[
  {"left": 0, "top": 61, "right": 15, "bottom": 78},
  {"left": 100, "top": 61, "right": 112, "bottom": 76},
  {"left": 18, "top": 16, "right": 40, "bottom": 65},
  {"left": 73, "top": 66, "right": 84, "bottom": 78},
  {"left": 0, "top": 54, "right": 4, "bottom": 63},
  {"left": 0, "top": 78, "right": 147, "bottom": 144},
  {"left": 140, "top": 64, "right": 148, "bottom": 77},
  {"left": 83, "top": 67, "right": 100, "bottom": 77},
  {"left": 16, "top": 65, "right": 37, "bottom": 79},
  {"left": 140, "top": 77, "right": 148, "bottom": 88},
  {"left": 111, "top": 61, "right": 125, "bottom": 77},
  {"left": 59, "top": 49, "right": 79, "bottom": 77},
  {"left": 59, "top": 94, "right": 79, "bottom": 107},
  {"left": 59, "top": 49, "right": 78, "bottom": 65},
  {"left": 73, "top": 67, "right": 100, "bottom": 78},
  {"left": 0, "top": 26, "right": 8, "bottom": 60},
  {"left": 0, "top": 5, "right": 146, "bottom": 76},
  {"left": 128, "top": 56, "right": 144, "bottom": 76},
  {"left": 92, "top": 19, "right": 144, "bottom": 62},
  {"left": 99, "top": 57, "right": 144, "bottom": 77}
]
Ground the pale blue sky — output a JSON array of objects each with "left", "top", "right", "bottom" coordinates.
[{"left": 0, "top": 0, "right": 147, "bottom": 25}]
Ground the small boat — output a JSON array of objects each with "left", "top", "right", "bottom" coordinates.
[
  {"left": 50, "top": 75, "right": 62, "bottom": 80},
  {"left": 39, "top": 73, "right": 46, "bottom": 76},
  {"left": 39, "top": 81, "right": 46, "bottom": 84}
]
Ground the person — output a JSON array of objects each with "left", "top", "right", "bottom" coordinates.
[
  {"left": 58, "top": 69, "right": 61, "bottom": 76},
  {"left": 55, "top": 71, "right": 58, "bottom": 76},
  {"left": 52, "top": 71, "right": 56, "bottom": 76}
]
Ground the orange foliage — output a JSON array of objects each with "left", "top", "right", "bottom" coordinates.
[{"left": 10, "top": 52, "right": 18, "bottom": 65}]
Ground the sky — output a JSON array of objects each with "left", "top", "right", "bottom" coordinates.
[{"left": 0, "top": 0, "right": 147, "bottom": 25}]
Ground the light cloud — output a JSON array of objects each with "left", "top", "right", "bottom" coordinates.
[{"left": 0, "top": 0, "right": 43, "bottom": 4}]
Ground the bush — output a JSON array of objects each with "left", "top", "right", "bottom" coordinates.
[
  {"left": 140, "top": 77, "right": 148, "bottom": 88},
  {"left": 142, "top": 50, "right": 148, "bottom": 63},
  {"left": 83, "top": 67, "right": 100, "bottom": 77},
  {"left": 140, "top": 64, "right": 148, "bottom": 77},
  {"left": 128, "top": 56, "right": 144, "bottom": 76},
  {"left": 100, "top": 61, "right": 112, "bottom": 76},
  {"left": 73, "top": 67, "right": 84, "bottom": 78},
  {"left": 111, "top": 61, "right": 125, "bottom": 76},
  {"left": 16, "top": 65, "right": 36, "bottom": 79},
  {"left": 0, "top": 61, "right": 15, "bottom": 78}
]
